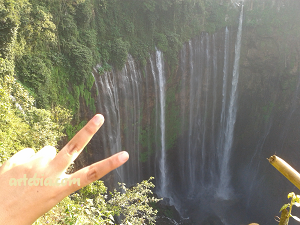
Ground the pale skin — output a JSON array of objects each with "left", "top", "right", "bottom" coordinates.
[{"left": 0, "top": 114, "right": 129, "bottom": 225}]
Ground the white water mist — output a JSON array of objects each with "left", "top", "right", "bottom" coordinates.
[
  {"left": 156, "top": 49, "right": 167, "bottom": 197},
  {"left": 217, "top": 5, "right": 244, "bottom": 200}
]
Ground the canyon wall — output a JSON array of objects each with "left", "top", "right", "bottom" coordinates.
[{"left": 77, "top": 2, "right": 300, "bottom": 224}]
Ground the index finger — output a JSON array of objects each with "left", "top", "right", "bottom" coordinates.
[{"left": 50, "top": 114, "right": 104, "bottom": 172}]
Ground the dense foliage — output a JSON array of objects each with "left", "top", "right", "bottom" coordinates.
[
  {"left": 0, "top": 75, "right": 71, "bottom": 164},
  {"left": 33, "top": 178, "right": 160, "bottom": 225},
  {"left": 245, "top": 0, "right": 300, "bottom": 67},
  {"left": 1, "top": 0, "right": 238, "bottom": 113}
]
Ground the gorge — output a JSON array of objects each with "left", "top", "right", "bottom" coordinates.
[
  {"left": 77, "top": 2, "right": 300, "bottom": 224},
  {"left": 2, "top": 0, "right": 300, "bottom": 224}
]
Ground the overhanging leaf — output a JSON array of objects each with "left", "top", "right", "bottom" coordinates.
[{"left": 280, "top": 203, "right": 290, "bottom": 212}]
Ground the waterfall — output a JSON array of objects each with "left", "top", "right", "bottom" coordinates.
[
  {"left": 210, "top": 33, "right": 218, "bottom": 180},
  {"left": 215, "top": 26, "right": 229, "bottom": 196},
  {"left": 201, "top": 33, "right": 211, "bottom": 182},
  {"left": 150, "top": 56, "right": 159, "bottom": 157},
  {"left": 119, "top": 55, "right": 143, "bottom": 185},
  {"left": 88, "top": 5, "right": 249, "bottom": 222},
  {"left": 91, "top": 56, "right": 143, "bottom": 186},
  {"left": 178, "top": 44, "right": 187, "bottom": 186},
  {"left": 156, "top": 49, "right": 167, "bottom": 197},
  {"left": 187, "top": 40, "right": 196, "bottom": 192},
  {"left": 91, "top": 69, "right": 123, "bottom": 183},
  {"left": 217, "top": 5, "right": 244, "bottom": 199},
  {"left": 127, "top": 55, "right": 142, "bottom": 182},
  {"left": 218, "top": 26, "right": 229, "bottom": 156}
]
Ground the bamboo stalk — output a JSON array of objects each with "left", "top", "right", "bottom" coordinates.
[
  {"left": 278, "top": 208, "right": 289, "bottom": 225},
  {"left": 268, "top": 155, "right": 300, "bottom": 190}
]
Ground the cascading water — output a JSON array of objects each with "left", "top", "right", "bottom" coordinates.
[
  {"left": 210, "top": 33, "right": 218, "bottom": 181},
  {"left": 187, "top": 40, "right": 196, "bottom": 193},
  {"left": 201, "top": 33, "right": 211, "bottom": 183},
  {"left": 92, "top": 52, "right": 169, "bottom": 190},
  {"left": 88, "top": 5, "right": 264, "bottom": 224},
  {"left": 92, "top": 68, "right": 123, "bottom": 183},
  {"left": 155, "top": 49, "right": 168, "bottom": 198},
  {"left": 217, "top": 5, "right": 244, "bottom": 200},
  {"left": 217, "top": 27, "right": 229, "bottom": 165},
  {"left": 92, "top": 56, "right": 143, "bottom": 186},
  {"left": 167, "top": 6, "right": 245, "bottom": 221},
  {"left": 126, "top": 55, "right": 142, "bottom": 183},
  {"left": 149, "top": 55, "right": 159, "bottom": 157}
]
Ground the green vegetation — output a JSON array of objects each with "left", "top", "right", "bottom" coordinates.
[
  {"left": 245, "top": 0, "right": 300, "bottom": 76},
  {"left": 139, "top": 125, "right": 155, "bottom": 163},
  {"left": 246, "top": 1, "right": 300, "bottom": 36},
  {"left": 280, "top": 192, "right": 300, "bottom": 224},
  {"left": 34, "top": 178, "right": 160, "bottom": 224},
  {"left": 1, "top": 0, "right": 238, "bottom": 113},
  {"left": 0, "top": 75, "right": 71, "bottom": 164}
]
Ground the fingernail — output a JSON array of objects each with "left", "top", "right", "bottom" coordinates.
[
  {"left": 118, "top": 151, "right": 129, "bottom": 163},
  {"left": 92, "top": 114, "right": 104, "bottom": 126}
]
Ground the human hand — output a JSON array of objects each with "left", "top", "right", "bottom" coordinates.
[{"left": 0, "top": 114, "right": 129, "bottom": 225}]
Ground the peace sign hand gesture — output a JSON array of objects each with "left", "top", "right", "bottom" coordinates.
[{"left": 0, "top": 114, "right": 129, "bottom": 225}]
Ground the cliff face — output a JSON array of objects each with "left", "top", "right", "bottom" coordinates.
[
  {"left": 233, "top": 23, "right": 300, "bottom": 223},
  {"left": 76, "top": 1, "right": 300, "bottom": 224}
]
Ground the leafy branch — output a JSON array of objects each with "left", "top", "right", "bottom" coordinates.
[{"left": 280, "top": 192, "right": 300, "bottom": 224}]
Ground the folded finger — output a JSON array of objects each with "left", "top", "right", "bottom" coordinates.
[
  {"left": 0, "top": 148, "right": 35, "bottom": 173},
  {"left": 30, "top": 146, "right": 57, "bottom": 165},
  {"left": 8, "top": 148, "right": 35, "bottom": 165},
  {"left": 51, "top": 114, "right": 104, "bottom": 172}
]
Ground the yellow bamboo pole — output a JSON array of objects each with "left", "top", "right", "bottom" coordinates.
[{"left": 268, "top": 155, "right": 300, "bottom": 190}]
